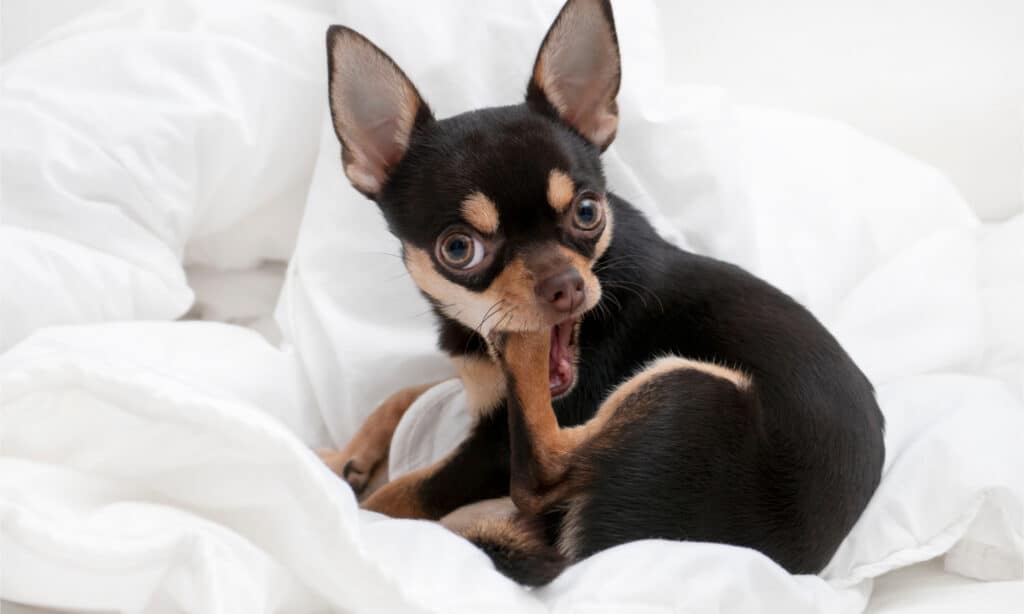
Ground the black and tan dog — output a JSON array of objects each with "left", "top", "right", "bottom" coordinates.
[{"left": 318, "top": 0, "right": 885, "bottom": 586}]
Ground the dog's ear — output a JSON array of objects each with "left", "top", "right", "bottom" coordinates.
[
  {"left": 527, "top": 0, "right": 621, "bottom": 151},
  {"left": 326, "top": 26, "right": 433, "bottom": 198}
]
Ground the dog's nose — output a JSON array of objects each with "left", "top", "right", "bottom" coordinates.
[{"left": 536, "top": 269, "right": 585, "bottom": 313}]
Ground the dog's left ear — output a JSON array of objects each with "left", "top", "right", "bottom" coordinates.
[{"left": 527, "top": 0, "right": 621, "bottom": 151}]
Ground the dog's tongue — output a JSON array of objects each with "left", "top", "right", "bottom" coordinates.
[{"left": 549, "top": 321, "right": 574, "bottom": 392}]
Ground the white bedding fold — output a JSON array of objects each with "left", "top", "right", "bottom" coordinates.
[
  {"left": 3, "top": 1, "right": 1024, "bottom": 612},
  {"left": 0, "top": 0, "right": 333, "bottom": 351},
  {"left": 3, "top": 318, "right": 1020, "bottom": 613}
]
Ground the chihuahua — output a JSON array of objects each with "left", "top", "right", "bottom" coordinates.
[{"left": 319, "top": 0, "right": 885, "bottom": 586}]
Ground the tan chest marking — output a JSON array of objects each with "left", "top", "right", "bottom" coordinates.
[{"left": 453, "top": 354, "right": 507, "bottom": 415}]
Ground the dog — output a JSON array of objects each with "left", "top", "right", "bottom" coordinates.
[{"left": 318, "top": 0, "right": 885, "bottom": 586}]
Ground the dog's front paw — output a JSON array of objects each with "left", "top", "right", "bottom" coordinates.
[
  {"left": 317, "top": 418, "right": 394, "bottom": 497},
  {"left": 316, "top": 447, "right": 382, "bottom": 495},
  {"left": 318, "top": 383, "right": 436, "bottom": 498}
]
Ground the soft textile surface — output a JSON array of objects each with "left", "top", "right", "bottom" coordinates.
[
  {"left": 2, "top": 1, "right": 1023, "bottom": 613},
  {"left": 0, "top": 0, "right": 331, "bottom": 351},
  {"left": 867, "top": 559, "right": 1024, "bottom": 614},
  {"left": 185, "top": 262, "right": 288, "bottom": 344},
  {"left": 281, "top": 1, "right": 1024, "bottom": 610}
]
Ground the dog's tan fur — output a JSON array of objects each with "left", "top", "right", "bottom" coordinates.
[
  {"left": 318, "top": 381, "right": 438, "bottom": 495},
  {"left": 547, "top": 170, "right": 575, "bottom": 213},
  {"left": 461, "top": 191, "right": 500, "bottom": 234}
]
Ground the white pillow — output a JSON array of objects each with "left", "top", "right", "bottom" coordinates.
[{"left": 0, "top": 0, "right": 332, "bottom": 350}]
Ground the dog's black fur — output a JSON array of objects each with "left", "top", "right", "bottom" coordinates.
[{"left": 325, "top": 0, "right": 885, "bottom": 585}]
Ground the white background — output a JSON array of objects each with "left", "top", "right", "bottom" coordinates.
[{"left": 4, "top": 0, "right": 1022, "bottom": 221}]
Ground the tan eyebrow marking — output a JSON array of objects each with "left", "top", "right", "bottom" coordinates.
[
  {"left": 460, "top": 191, "right": 500, "bottom": 234},
  {"left": 547, "top": 169, "right": 575, "bottom": 213}
]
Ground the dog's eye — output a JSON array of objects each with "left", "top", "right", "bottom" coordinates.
[
  {"left": 438, "top": 232, "right": 485, "bottom": 270},
  {"left": 572, "top": 192, "right": 604, "bottom": 231}
]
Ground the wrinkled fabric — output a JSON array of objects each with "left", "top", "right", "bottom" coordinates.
[
  {"left": 2, "top": 1, "right": 1023, "bottom": 613},
  {"left": 0, "top": 0, "right": 332, "bottom": 351}
]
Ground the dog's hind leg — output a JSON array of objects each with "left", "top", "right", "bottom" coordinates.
[
  {"left": 493, "top": 331, "right": 754, "bottom": 516},
  {"left": 488, "top": 331, "right": 761, "bottom": 583},
  {"left": 441, "top": 498, "right": 567, "bottom": 586}
]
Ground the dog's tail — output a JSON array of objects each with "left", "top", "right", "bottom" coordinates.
[{"left": 460, "top": 514, "right": 570, "bottom": 586}]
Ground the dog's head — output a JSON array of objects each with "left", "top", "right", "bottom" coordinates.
[{"left": 326, "top": 0, "right": 620, "bottom": 396}]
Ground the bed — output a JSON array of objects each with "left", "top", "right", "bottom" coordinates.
[{"left": 2, "top": 2, "right": 1022, "bottom": 613}]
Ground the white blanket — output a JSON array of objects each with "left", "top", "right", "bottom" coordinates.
[
  {"left": 0, "top": 0, "right": 330, "bottom": 351},
  {"left": 2, "top": 1, "right": 1023, "bottom": 613}
]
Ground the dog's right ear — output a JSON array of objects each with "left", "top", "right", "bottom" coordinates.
[{"left": 326, "top": 26, "right": 433, "bottom": 199}]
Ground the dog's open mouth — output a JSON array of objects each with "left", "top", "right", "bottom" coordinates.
[{"left": 549, "top": 318, "right": 578, "bottom": 398}]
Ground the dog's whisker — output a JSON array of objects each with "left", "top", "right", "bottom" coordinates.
[
  {"left": 358, "top": 250, "right": 406, "bottom": 261},
  {"left": 465, "top": 300, "right": 507, "bottom": 353},
  {"left": 602, "top": 280, "right": 665, "bottom": 313}
]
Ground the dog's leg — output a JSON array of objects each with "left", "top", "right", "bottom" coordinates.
[
  {"left": 495, "top": 331, "right": 754, "bottom": 517},
  {"left": 360, "top": 406, "right": 510, "bottom": 519},
  {"left": 441, "top": 497, "right": 567, "bottom": 586},
  {"left": 318, "top": 381, "right": 439, "bottom": 496},
  {"left": 493, "top": 332, "right": 581, "bottom": 515}
]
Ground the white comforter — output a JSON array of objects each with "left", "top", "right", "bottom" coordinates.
[{"left": 2, "top": 1, "right": 1022, "bottom": 613}]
